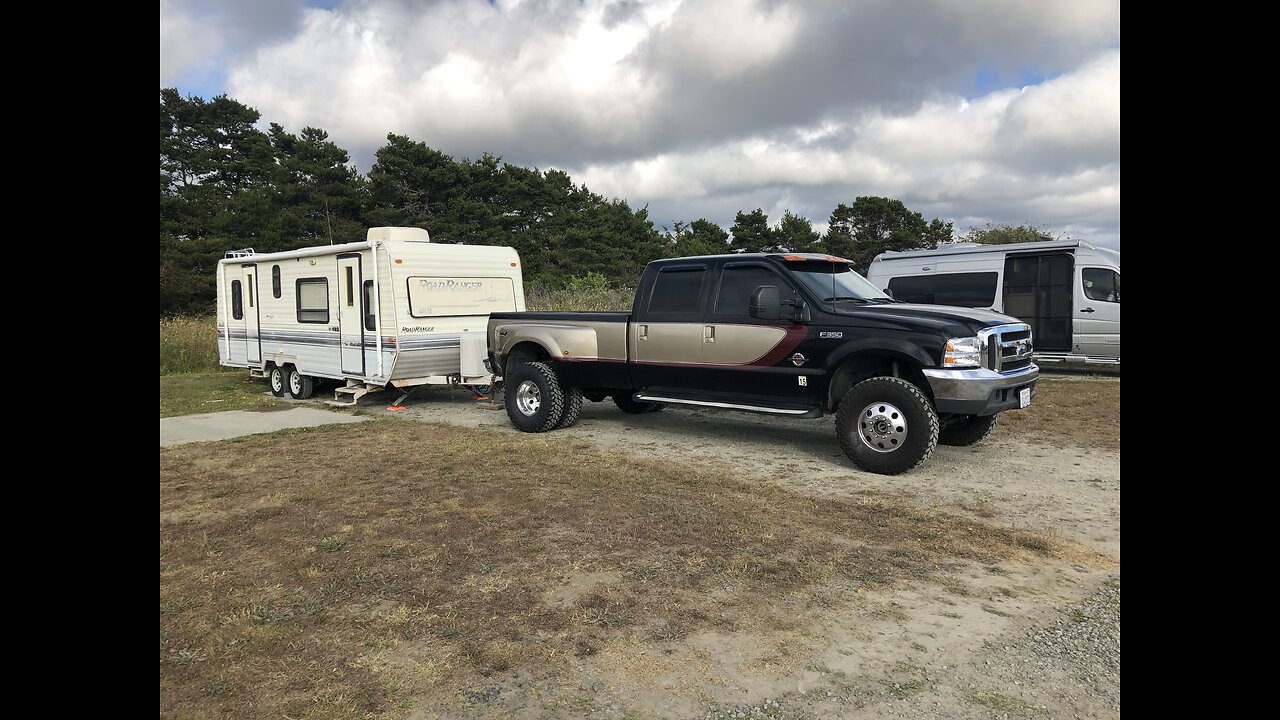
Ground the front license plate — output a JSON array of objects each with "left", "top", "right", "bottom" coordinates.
[{"left": 1019, "top": 387, "right": 1031, "bottom": 409}]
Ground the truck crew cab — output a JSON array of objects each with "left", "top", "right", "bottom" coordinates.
[{"left": 487, "top": 253, "right": 1038, "bottom": 475}]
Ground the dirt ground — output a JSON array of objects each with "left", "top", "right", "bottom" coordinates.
[{"left": 160, "top": 376, "right": 1119, "bottom": 719}]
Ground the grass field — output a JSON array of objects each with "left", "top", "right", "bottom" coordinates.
[
  {"left": 160, "top": 373, "right": 283, "bottom": 417},
  {"left": 160, "top": 420, "right": 1064, "bottom": 719}
]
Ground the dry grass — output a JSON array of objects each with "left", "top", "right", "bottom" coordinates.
[
  {"left": 160, "top": 421, "right": 1059, "bottom": 719},
  {"left": 523, "top": 283, "right": 634, "bottom": 312},
  {"left": 161, "top": 316, "right": 222, "bottom": 375},
  {"left": 996, "top": 376, "right": 1120, "bottom": 449}
]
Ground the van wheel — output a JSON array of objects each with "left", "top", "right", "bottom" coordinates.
[
  {"left": 939, "top": 414, "right": 998, "bottom": 446},
  {"left": 555, "top": 386, "right": 584, "bottom": 429},
  {"left": 836, "top": 377, "right": 939, "bottom": 475},
  {"left": 613, "top": 394, "right": 665, "bottom": 414},
  {"left": 286, "top": 367, "right": 315, "bottom": 400},
  {"left": 504, "top": 362, "right": 566, "bottom": 432},
  {"left": 268, "top": 365, "right": 287, "bottom": 397}
]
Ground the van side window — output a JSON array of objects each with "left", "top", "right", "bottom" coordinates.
[
  {"left": 888, "top": 272, "right": 998, "bottom": 307},
  {"left": 1082, "top": 269, "right": 1120, "bottom": 303},
  {"left": 648, "top": 268, "right": 707, "bottom": 314},
  {"left": 296, "top": 278, "right": 330, "bottom": 323},
  {"left": 272, "top": 265, "right": 282, "bottom": 298},
  {"left": 231, "top": 280, "right": 243, "bottom": 320},
  {"left": 363, "top": 280, "right": 375, "bottom": 331}
]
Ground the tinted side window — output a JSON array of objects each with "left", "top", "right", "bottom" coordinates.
[
  {"left": 363, "top": 280, "right": 376, "bottom": 331},
  {"left": 715, "top": 266, "right": 784, "bottom": 316},
  {"left": 1082, "top": 269, "right": 1119, "bottom": 303},
  {"left": 888, "top": 272, "right": 998, "bottom": 307},
  {"left": 648, "top": 268, "right": 706, "bottom": 314},
  {"left": 272, "top": 265, "right": 281, "bottom": 298},
  {"left": 231, "top": 280, "right": 243, "bottom": 320},
  {"left": 296, "top": 278, "right": 330, "bottom": 323}
]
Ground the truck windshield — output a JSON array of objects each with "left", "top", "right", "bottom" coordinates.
[{"left": 786, "top": 260, "right": 892, "bottom": 305}]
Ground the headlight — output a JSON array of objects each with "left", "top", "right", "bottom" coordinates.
[{"left": 944, "top": 337, "right": 982, "bottom": 368}]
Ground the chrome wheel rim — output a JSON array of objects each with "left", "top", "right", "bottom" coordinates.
[
  {"left": 290, "top": 372, "right": 302, "bottom": 395},
  {"left": 270, "top": 368, "right": 284, "bottom": 392},
  {"left": 515, "top": 380, "right": 541, "bottom": 416},
  {"left": 858, "top": 401, "right": 907, "bottom": 453}
]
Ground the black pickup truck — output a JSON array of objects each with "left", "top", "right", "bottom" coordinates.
[{"left": 487, "top": 253, "right": 1038, "bottom": 474}]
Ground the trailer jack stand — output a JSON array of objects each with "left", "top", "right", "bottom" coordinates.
[{"left": 387, "top": 385, "right": 422, "bottom": 411}]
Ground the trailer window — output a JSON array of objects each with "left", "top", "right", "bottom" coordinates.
[
  {"left": 406, "top": 276, "right": 518, "bottom": 318},
  {"left": 1082, "top": 268, "right": 1120, "bottom": 303},
  {"left": 272, "top": 265, "right": 281, "bottom": 298},
  {"left": 363, "top": 280, "right": 375, "bottom": 331},
  {"left": 231, "top": 280, "right": 243, "bottom": 320},
  {"left": 247, "top": 274, "right": 254, "bottom": 307},
  {"left": 296, "top": 278, "right": 329, "bottom": 323},
  {"left": 887, "top": 272, "right": 998, "bottom": 307},
  {"left": 345, "top": 266, "right": 355, "bottom": 307}
]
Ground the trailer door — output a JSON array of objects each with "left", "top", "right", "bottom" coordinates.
[
  {"left": 242, "top": 265, "right": 261, "bottom": 365},
  {"left": 337, "top": 254, "right": 365, "bottom": 376}
]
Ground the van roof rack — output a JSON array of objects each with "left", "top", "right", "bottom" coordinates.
[{"left": 225, "top": 248, "right": 256, "bottom": 258}]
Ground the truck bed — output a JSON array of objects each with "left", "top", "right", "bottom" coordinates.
[{"left": 489, "top": 311, "right": 630, "bottom": 322}]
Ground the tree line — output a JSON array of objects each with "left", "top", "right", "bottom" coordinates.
[{"left": 160, "top": 89, "right": 1049, "bottom": 315}]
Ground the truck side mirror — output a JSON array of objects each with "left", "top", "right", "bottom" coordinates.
[
  {"left": 749, "top": 285, "right": 782, "bottom": 321},
  {"left": 883, "top": 288, "right": 894, "bottom": 298}
]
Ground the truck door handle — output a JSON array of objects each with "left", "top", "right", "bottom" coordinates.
[
  {"left": 638, "top": 325, "right": 648, "bottom": 340},
  {"left": 1080, "top": 307, "right": 1095, "bottom": 314},
  {"left": 704, "top": 325, "right": 715, "bottom": 343}
]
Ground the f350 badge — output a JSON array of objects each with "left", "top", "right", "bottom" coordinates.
[{"left": 820, "top": 331, "right": 843, "bottom": 339}]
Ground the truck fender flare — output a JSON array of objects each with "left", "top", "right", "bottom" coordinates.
[
  {"left": 496, "top": 324, "right": 600, "bottom": 365},
  {"left": 824, "top": 339, "right": 937, "bottom": 410}
]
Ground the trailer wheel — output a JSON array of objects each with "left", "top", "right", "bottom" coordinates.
[
  {"left": 286, "top": 366, "right": 315, "bottom": 400},
  {"left": 836, "top": 377, "right": 938, "bottom": 475},
  {"left": 613, "top": 394, "right": 665, "bottom": 414},
  {"left": 939, "top": 414, "right": 998, "bottom": 446},
  {"left": 504, "top": 361, "right": 566, "bottom": 432},
  {"left": 555, "top": 386, "right": 584, "bottom": 429},
  {"left": 268, "top": 365, "right": 287, "bottom": 397}
]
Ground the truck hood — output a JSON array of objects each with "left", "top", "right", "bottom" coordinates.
[{"left": 828, "top": 302, "right": 1022, "bottom": 337}]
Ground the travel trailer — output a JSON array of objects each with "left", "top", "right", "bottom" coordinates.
[
  {"left": 216, "top": 227, "right": 524, "bottom": 404},
  {"left": 866, "top": 240, "right": 1120, "bottom": 363}
]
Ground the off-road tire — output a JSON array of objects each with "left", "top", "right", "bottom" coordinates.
[
  {"left": 613, "top": 393, "right": 665, "bottom": 414},
  {"left": 504, "top": 361, "right": 567, "bottom": 432},
  {"left": 554, "top": 386, "right": 584, "bottom": 429},
  {"left": 268, "top": 365, "right": 287, "bottom": 397},
  {"left": 286, "top": 366, "right": 315, "bottom": 400},
  {"left": 836, "top": 377, "right": 939, "bottom": 475},
  {"left": 939, "top": 414, "right": 998, "bottom": 446}
]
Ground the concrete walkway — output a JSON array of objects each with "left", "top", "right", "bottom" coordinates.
[{"left": 160, "top": 407, "right": 369, "bottom": 447}]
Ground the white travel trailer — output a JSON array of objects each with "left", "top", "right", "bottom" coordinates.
[
  {"left": 217, "top": 227, "right": 524, "bottom": 404},
  {"left": 867, "top": 240, "right": 1120, "bottom": 363}
]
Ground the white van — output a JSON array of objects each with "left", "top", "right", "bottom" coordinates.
[
  {"left": 866, "top": 240, "right": 1119, "bottom": 363},
  {"left": 217, "top": 227, "right": 524, "bottom": 404}
]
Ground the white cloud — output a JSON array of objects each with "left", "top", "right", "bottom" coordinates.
[{"left": 162, "top": 0, "right": 1121, "bottom": 248}]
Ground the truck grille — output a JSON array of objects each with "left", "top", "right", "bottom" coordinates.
[{"left": 979, "top": 323, "right": 1035, "bottom": 373}]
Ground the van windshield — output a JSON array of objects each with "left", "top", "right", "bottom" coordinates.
[{"left": 785, "top": 260, "right": 892, "bottom": 305}]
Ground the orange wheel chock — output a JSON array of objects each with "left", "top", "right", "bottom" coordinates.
[{"left": 386, "top": 405, "right": 407, "bottom": 412}]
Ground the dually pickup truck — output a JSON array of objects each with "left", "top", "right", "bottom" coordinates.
[{"left": 486, "top": 253, "right": 1039, "bottom": 474}]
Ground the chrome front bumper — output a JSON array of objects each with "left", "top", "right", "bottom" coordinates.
[{"left": 922, "top": 363, "right": 1039, "bottom": 416}]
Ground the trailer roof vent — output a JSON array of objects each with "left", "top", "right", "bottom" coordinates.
[
  {"left": 367, "top": 227, "right": 430, "bottom": 243},
  {"left": 225, "top": 248, "right": 256, "bottom": 258}
]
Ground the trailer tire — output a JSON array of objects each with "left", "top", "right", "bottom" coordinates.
[
  {"left": 286, "top": 367, "right": 315, "bottom": 400},
  {"left": 504, "top": 361, "right": 566, "bottom": 432},
  {"left": 613, "top": 394, "right": 665, "bottom": 414},
  {"left": 268, "top": 365, "right": 287, "bottom": 397},
  {"left": 836, "top": 377, "right": 938, "bottom": 475},
  {"left": 939, "top": 414, "right": 998, "bottom": 446},
  {"left": 555, "top": 386, "right": 584, "bottom": 429}
]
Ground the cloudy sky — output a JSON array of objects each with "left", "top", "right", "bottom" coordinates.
[{"left": 160, "top": 0, "right": 1120, "bottom": 249}]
